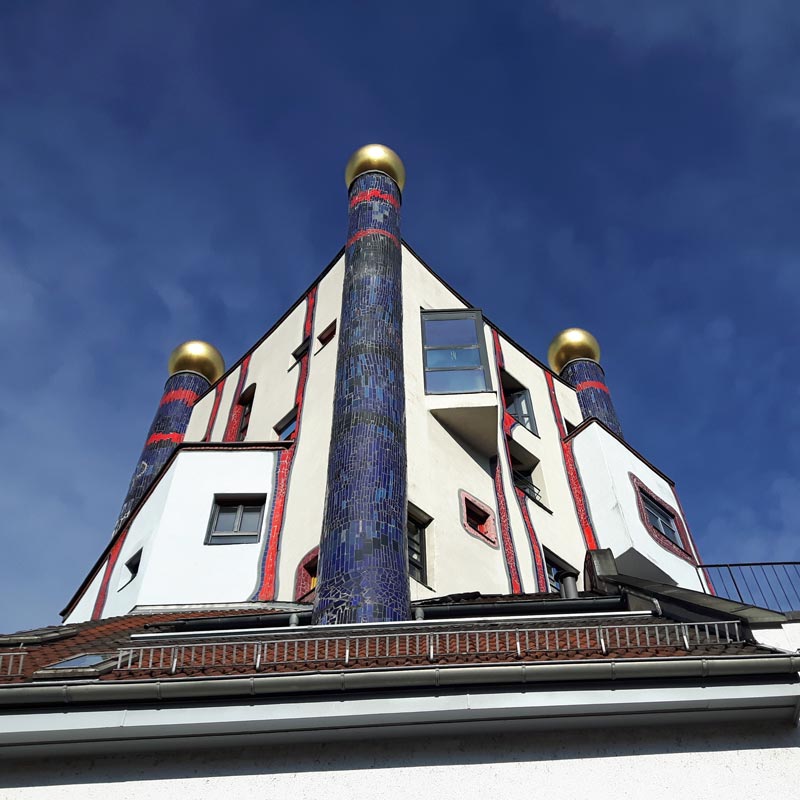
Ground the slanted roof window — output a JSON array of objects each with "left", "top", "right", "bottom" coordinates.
[{"left": 46, "top": 653, "right": 111, "bottom": 670}]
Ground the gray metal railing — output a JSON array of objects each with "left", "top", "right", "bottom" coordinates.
[
  {"left": 513, "top": 471, "right": 543, "bottom": 503},
  {"left": 700, "top": 563, "right": 800, "bottom": 613},
  {"left": 0, "top": 651, "right": 26, "bottom": 677},
  {"left": 116, "top": 621, "right": 743, "bottom": 675}
]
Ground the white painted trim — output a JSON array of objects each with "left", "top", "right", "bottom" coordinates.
[
  {"left": 0, "top": 682, "right": 797, "bottom": 757},
  {"left": 129, "top": 610, "right": 655, "bottom": 640}
]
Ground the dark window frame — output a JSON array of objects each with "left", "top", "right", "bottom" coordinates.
[
  {"left": 629, "top": 473, "right": 697, "bottom": 564},
  {"left": 317, "top": 320, "right": 337, "bottom": 348},
  {"left": 205, "top": 494, "right": 266, "bottom": 545},
  {"left": 421, "top": 309, "right": 492, "bottom": 395},
  {"left": 275, "top": 407, "right": 298, "bottom": 441},
  {"left": 407, "top": 504, "right": 432, "bottom": 585},
  {"left": 458, "top": 491, "right": 498, "bottom": 547},
  {"left": 236, "top": 384, "right": 256, "bottom": 442},
  {"left": 500, "top": 370, "right": 538, "bottom": 436}
]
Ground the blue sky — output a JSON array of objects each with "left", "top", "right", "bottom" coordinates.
[{"left": 2, "top": 1, "right": 799, "bottom": 632}]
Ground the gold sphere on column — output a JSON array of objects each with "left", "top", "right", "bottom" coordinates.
[
  {"left": 344, "top": 144, "right": 406, "bottom": 191},
  {"left": 547, "top": 328, "right": 601, "bottom": 374},
  {"left": 168, "top": 341, "right": 225, "bottom": 383}
]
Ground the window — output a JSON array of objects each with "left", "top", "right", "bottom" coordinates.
[
  {"left": 421, "top": 310, "right": 491, "bottom": 394},
  {"left": 275, "top": 408, "right": 298, "bottom": 441},
  {"left": 642, "top": 495, "right": 680, "bottom": 546},
  {"left": 317, "top": 320, "right": 337, "bottom": 347},
  {"left": 407, "top": 505, "right": 431, "bottom": 584},
  {"left": 501, "top": 371, "right": 538, "bottom": 435},
  {"left": 236, "top": 385, "right": 256, "bottom": 442},
  {"left": 292, "top": 338, "right": 311, "bottom": 361},
  {"left": 459, "top": 491, "right": 498, "bottom": 546},
  {"left": 629, "top": 474, "right": 695, "bottom": 563},
  {"left": 119, "top": 548, "right": 142, "bottom": 590},
  {"left": 294, "top": 547, "right": 319, "bottom": 601},
  {"left": 543, "top": 548, "right": 579, "bottom": 595},
  {"left": 205, "top": 496, "right": 266, "bottom": 545},
  {"left": 44, "top": 653, "right": 112, "bottom": 670}
]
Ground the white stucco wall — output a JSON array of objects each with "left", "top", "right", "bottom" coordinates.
[
  {"left": 2, "top": 723, "right": 798, "bottom": 799},
  {"left": 572, "top": 423, "right": 706, "bottom": 590},
  {"left": 65, "top": 449, "right": 278, "bottom": 622}
]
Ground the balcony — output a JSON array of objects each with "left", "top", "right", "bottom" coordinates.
[{"left": 699, "top": 562, "right": 800, "bottom": 613}]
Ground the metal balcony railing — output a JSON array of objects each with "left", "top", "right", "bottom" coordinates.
[
  {"left": 513, "top": 471, "right": 542, "bottom": 503},
  {"left": 115, "top": 620, "right": 744, "bottom": 675},
  {"left": 700, "top": 563, "right": 800, "bottom": 613},
  {"left": 0, "top": 651, "right": 26, "bottom": 677}
]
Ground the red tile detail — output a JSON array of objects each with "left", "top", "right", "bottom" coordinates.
[
  {"left": 223, "top": 354, "right": 252, "bottom": 442},
  {"left": 91, "top": 528, "right": 129, "bottom": 621},
  {"left": 546, "top": 372, "right": 598, "bottom": 550}
]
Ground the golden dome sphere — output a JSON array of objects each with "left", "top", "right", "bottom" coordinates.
[
  {"left": 168, "top": 340, "right": 225, "bottom": 383},
  {"left": 344, "top": 144, "right": 406, "bottom": 191},
  {"left": 547, "top": 328, "right": 601, "bottom": 374}
]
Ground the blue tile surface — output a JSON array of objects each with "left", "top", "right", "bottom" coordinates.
[{"left": 313, "top": 172, "right": 410, "bottom": 624}]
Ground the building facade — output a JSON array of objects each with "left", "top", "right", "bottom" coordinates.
[{"left": 1, "top": 146, "right": 798, "bottom": 798}]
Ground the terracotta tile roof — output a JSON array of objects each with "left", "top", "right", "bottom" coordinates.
[{"left": 0, "top": 606, "right": 777, "bottom": 686}]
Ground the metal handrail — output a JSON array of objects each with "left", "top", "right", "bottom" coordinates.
[
  {"left": 115, "top": 620, "right": 743, "bottom": 675},
  {"left": 699, "top": 562, "right": 800, "bottom": 613}
]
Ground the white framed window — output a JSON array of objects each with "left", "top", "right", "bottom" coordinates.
[{"left": 421, "top": 310, "right": 492, "bottom": 394}]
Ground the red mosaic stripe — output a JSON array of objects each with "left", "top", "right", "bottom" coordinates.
[
  {"left": 349, "top": 188, "right": 400, "bottom": 210},
  {"left": 159, "top": 388, "right": 199, "bottom": 406},
  {"left": 223, "top": 354, "right": 252, "bottom": 442},
  {"left": 491, "top": 329, "right": 547, "bottom": 591},
  {"left": 345, "top": 228, "right": 400, "bottom": 249},
  {"left": 493, "top": 458, "right": 522, "bottom": 594},
  {"left": 546, "top": 372, "right": 598, "bottom": 550},
  {"left": 253, "top": 284, "right": 318, "bottom": 601},
  {"left": 91, "top": 528, "right": 128, "bottom": 620},
  {"left": 146, "top": 432, "right": 183, "bottom": 446},
  {"left": 203, "top": 382, "right": 225, "bottom": 441},
  {"left": 575, "top": 380, "right": 609, "bottom": 394}
]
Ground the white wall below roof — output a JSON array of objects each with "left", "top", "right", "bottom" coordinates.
[
  {"left": 66, "top": 449, "right": 278, "bottom": 622},
  {"left": 572, "top": 423, "right": 706, "bottom": 591},
  {"left": 2, "top": 722, "right": 798, "bottom": 799}
]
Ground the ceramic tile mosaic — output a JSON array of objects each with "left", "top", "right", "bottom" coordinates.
[
  {"left": 560, "top": 359, "right": 623, "bottom": 438},
  {"left": 113, "top": 371, "right": 209, "bottom": 534},
  {"left": 313, "top": 172, "right": 410, "bottom": 624}
]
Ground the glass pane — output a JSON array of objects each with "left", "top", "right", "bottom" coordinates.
[
  {"left": 279, "top": 417, "right": 297, "bottom": 440},
  {"left": 425, "top": 369, "right": 487, "bottom": 394},
  {"left": 240, "top": 507, "right": 262, "bottom": 532},
  {"left": 425, "top": 347, "right": 482, "bottom": 369},
  {"left": 423, "top": 317, "right": 479, "bottom": 347},
  {"left": 646, "top": 509, "right": 662, "bottom": 530},
  {"left": 48, "top": 653, "right": 109, "bottom": 669},
  {"left": 214, "top": 507, "right": 237, "bottom": 532}
]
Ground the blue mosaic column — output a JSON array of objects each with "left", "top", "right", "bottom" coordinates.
[
  {"left": 113, "top": 342, "right": 224, "bottom": 533},
  {"left": 313, "top": 146, "right": 410, "bottom": 625},
  {"left": 560, "top": 359, "right": 623, "bottom": 438}
]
